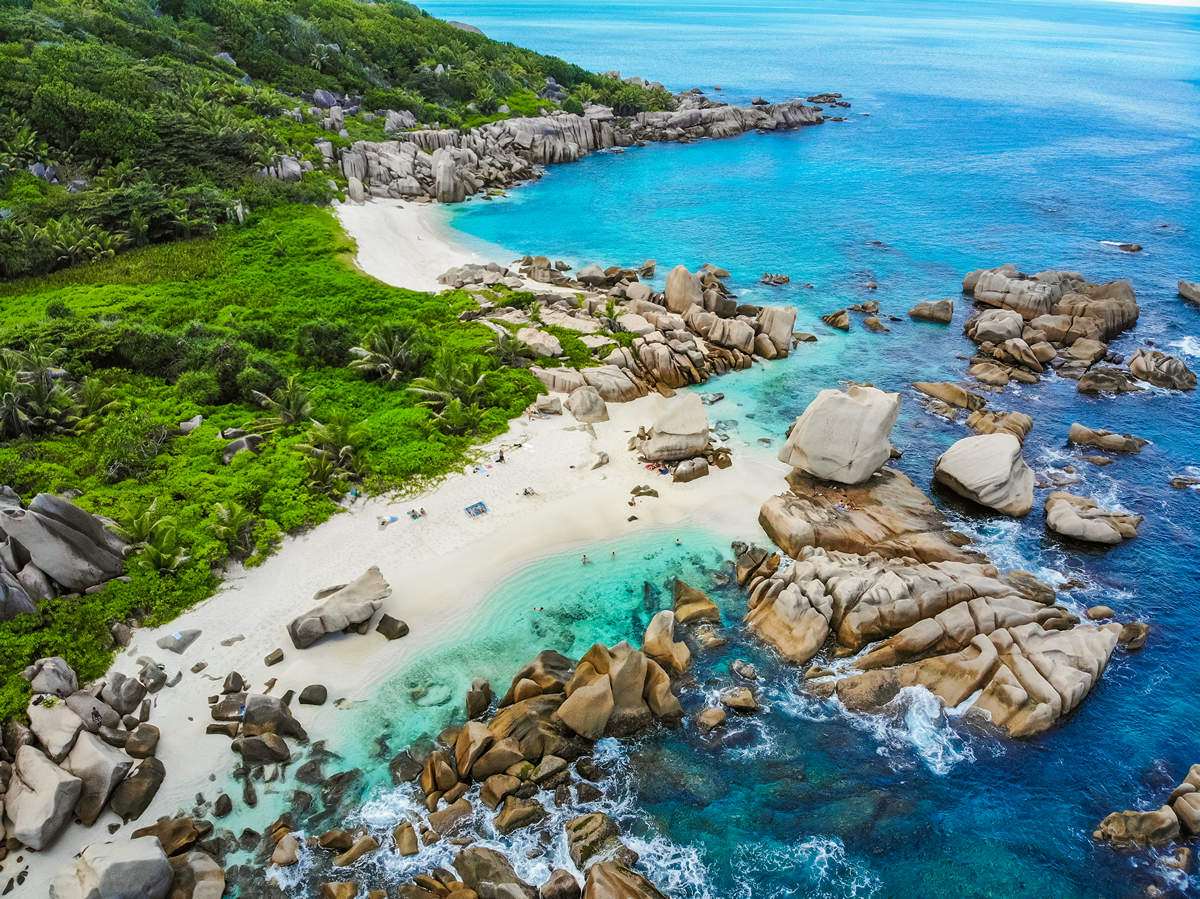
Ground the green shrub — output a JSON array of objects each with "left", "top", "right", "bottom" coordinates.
[{"left": 176, "top": 369, "right": 221, "bottom": 404}]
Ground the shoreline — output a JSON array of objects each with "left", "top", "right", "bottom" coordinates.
[{"left": 20, "top": 202, "right": 789, "bottom": 892}]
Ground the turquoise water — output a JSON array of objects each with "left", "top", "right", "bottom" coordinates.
[{"left": 271, "top": 2, "right": 1200, "bottom": 896}]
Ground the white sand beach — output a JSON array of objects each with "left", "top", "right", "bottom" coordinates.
[{"left": 21, "top": 201, "right": 788, "bottom": 891}]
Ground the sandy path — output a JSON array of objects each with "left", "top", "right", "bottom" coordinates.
[{"left": 19, "top": 202, "right": 788, "bottom": 892}]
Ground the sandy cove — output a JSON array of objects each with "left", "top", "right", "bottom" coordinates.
[{"left": 21, "top": 199, "right": 789, "bottom": 892}]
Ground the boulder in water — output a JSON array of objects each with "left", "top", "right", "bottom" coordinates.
[
  {"left": 909, "top": 298, "right": 954, "bottom": 323},
  {"left": 1128, "top": 347, "right": 1196, "bottom": 390},
  {"left": 934, "top": 433, "right": 1034, "bottom": 516},
  {"left": 1044, "top": 492, "right": 1141, "bottom": 545},
  {"left": 663, "top": 265, "right": 702, "bottom": 314}
]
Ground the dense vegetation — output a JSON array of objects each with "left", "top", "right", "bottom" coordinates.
[
  {"left": 0, "top": 0, "right": 670, "bottom": 719},
  {"left": 0, "top": 205, "right": 559, "bottom": 719},
  {"left": 0, "top": 0, "right": 674, "bottom": 278}
]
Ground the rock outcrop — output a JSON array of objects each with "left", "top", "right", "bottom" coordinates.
[
  {"left": 5, "top": 744, "right": 83, "bottom": 849},
  {"left": 635, "top": 394, "right": 709, "bottom": 462},
  {"left": 776, "top": 386, "right": 900, "bottom": 485},
  {"left": 1067, "top": 423, "right": 1147, "bottom": 453},
  {"left": 1128, "top": 347, "right": 1196, "bottom": 390},
  {"left": 934, "top": 433, "right": 1034, "bottom": 516},
  {"left": 337, "top": 95, "right": 822, "bottom": 204},
  {"left": 1095, "top": 765, "right": 1200, "bottom": 850},
  {"left": 1044, "top": 492, "right": 1142, "bottom": 545},
  {"left": 287, "top": 566, "right": 392, "bottom": 649},
  {"left": 747, "top": 455, "right": 1124, "bottom": 738},
  {"left": 50, "top": 836, "right": 174, "bottom": 899},
  {"left": 0, "top": 492, "right": 127, "bottom": 599}
]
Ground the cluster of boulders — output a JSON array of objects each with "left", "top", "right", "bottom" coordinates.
[
  {"left": 630, "top": 393, "right": 729, "bottom": 482},
  {"left": 2, "top": 656, "right": 165, "bottom": 867},
  {"left": 0, "top": 490, "right": 129, "bottom": 621},
  {"left": 1095, "top": 764, "right": 1200, "bottom": 870},
  {"left": 749, "top": 387, "right": 1146, "bottom": 737},
  {"left": 960, "top": 264, "right": 1194, "bottom": 393},
  {"left": 259, "top": 628, "right": 699, "bottom": 897},
  {"left": 332, "top": 91, "right": 824, "bottom": 204}
]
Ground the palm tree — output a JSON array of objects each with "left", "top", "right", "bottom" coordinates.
[
  {"left": 109, "top": 499, "right": 176, "bottom": 548},
  {"left": 408, "top": 351, "right": 489, "bottom": 410},
  {"left": 211, "top": 501, "right": 256, "bottom": 557},
  {"left": 486, "top": 330, "right": 535, "bottom": 369},
  {"left": 433, "top": 398, "right": 486, "bottom": 436},
  {"left": 0, "top": 369, "right": 29, "bottom": 438},
  {"left": 138, "top": 527, "right": 189, "bottom": 574},
  {"left": 250, "top": 376, "right": 313, "bottom": 432},
  {"left": 75, "top": 377, "right": 117, "bottom": 432},
  {"left": 295, "top": 412, "right": 369, "bottom": 479},
  {"left": 349, "top": 325, "right": 425, "bottom": 382}
]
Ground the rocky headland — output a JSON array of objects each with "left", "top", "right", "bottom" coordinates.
[{"left": 326, "top": 90, "right": 831, "bottom": 205}]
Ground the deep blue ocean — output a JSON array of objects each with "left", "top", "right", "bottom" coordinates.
[{"left": 278, "top": 3, "right": 1200, "bottom": 896}]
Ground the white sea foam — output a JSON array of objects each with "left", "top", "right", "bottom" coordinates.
[
  {"left": 1168, "top": 335, "right": 1200, "bottom": 359},
  {"left": 729, "top": 835, "right": 882, "bottom": 898}
]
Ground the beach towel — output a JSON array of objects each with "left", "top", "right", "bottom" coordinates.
[{"left": 465, "top": 501, "right": 488, "bottom": 517}]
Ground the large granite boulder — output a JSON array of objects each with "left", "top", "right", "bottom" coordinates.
[
  {"left": 756, "top": 305, "right": 798, "bottom": 355},
  {"left": 50, "top": 836, "right": 173, "bottom": 899},
  {"left": 517, "top": 327, "right": 563, "bottom": 358},
  {"left": 637, "top": 394, "right": 709, "bottom": 462},
  {"left": 6, "top": 744, "right": 83, "bottom": 849},
  {"left": 642, "top": 610, "right": 690, "bottom": 673},
  {"left": 777, "top": 385, "right": 900, "bottom": 485},
  {"left": 583, "top": 861, "right": 668, "bottom": 899},
  {"left": 0, "top": 493, "right": 126, "bottom": 592},
  {"left": 565, "top": 386, "right": 609, "bottom": 423},
  {"left": 29, "top": 698, "right": 85, "bottom": 762},
  {"left": 168, "top": 851, "right": 225, "bottom": 899},
  {"left": 759, "top": 469, "right": 978, "bottom": 564},
  {"left": 663, "top": 265, "right": 702, "bottom": 314},
  {"left": 964, "top": 308, "right": 1024, "bottom": 344},
  {"left": 934, "top": 433, "right": 1034, "bottom": 516},
  {"left": 109, "top": 756, "right": 166, "bottom": 822},
  {"left": 23, "top": 657, "right": 79, "bottom": 697},
  {"left": 0, "top": 565, "right": 37, "bottom": 620},
  {"left": 1093, "top": 807, "right": 1180, "bottom": 849},
  {"left": 453, "top": 846, "right": 538, "bottom": 898},
  {"left": 909, "top": 298, "right": 954, "bottom": 323},
  {"left": 1044, "top": 492, "right": 1142, "bottom": 545},
  {"left": 287, "top": 566, "right": 391, "bottom": 649},
  {"left": 1180, "top": 281, "right": 1200, "bottom": 304},
  {"left": 62, "top": 731, "right": 133, "bottom": 825},
  {"left": 1128, "top": 347, "right": 1196, "bottom": 390}
]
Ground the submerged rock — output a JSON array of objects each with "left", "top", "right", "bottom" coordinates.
[
  {"left": 1044, "top": 492, "right": 1142, "bottom": 545},
  {"left": 1067, "top": 423, "right": 1147, "bottom": 453}
]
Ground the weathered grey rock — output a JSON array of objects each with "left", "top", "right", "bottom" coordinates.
[
  {"left": 777, "top": 385, "right": 900, "bottom": 485},
  {"left": 565, "top": 386, "right": 609, "bottom": 423},
  {"left": 222, "top": 434, "right": 263, "bottom": 464},
  {"left": 582, "top": 861, "right": 667, "bottom": 899},
  {"left": 1180, "top": 281, "right": 1200, "bottom": 304},
  {"left": 23, "top": 656, "right": 78, "bottom": 696},
  {"left": 29, "top": 698, "right": 85, "bottom": 762},
  {"left": 965, "top": 308, "right": 1024, "bottom": 344},
  {"left": 0, "top": 494, "right": 126, "bottom": 592},
  {"left": 62, "top": 731, "right": 133, "bottom": 826},
  {"left": 1044, "top": 492, "right": 1142, "bottom": 545},
  {"left": 1128, "top": 347, "right": 1196, "bottom": 390},
  {"left": 109, "top": 757, "right": 166, "bottom": 822},
  {"left": 454, "top": 846, "right": 538, "bottom": 898},
  {"left": 6, "top": 744, "right": 82, "bottom": 849},
  {"left": 1067, "top": 423, "right": 1146, "bottom": 453},
  {"left": 756, "top": 306, "right": 799, "bottom": 355},
  {"left": 909, "top": 298, "right": 954, "bottom": 324},
  {"left": 155, "top": 629, "right": 201, "bottom": 654},
  {"left": 638, "top": 394, "right": 709, "bottom": 462},
  {"left": 288, "top": 566, "right": 391, "bottom": 649},
  {"left": 663, "top": 265, "right": 702, "bottom": 314},
  {"left": 517, "top": 327, "right": 563, "bottom": 358},
  {"left": 101, "top": 672, "right": 147, "bottom": 716},
  {"left": 168, "top": 851, "right": 225, "bottom": 899},
  {"left": 934, "top": 433, "right": 1034, "bottom": 516},
  {"left": 49, "top": 836, "right": 173, "bottom": 899},
  {"left": 0, "top": 566, "right": 37, "bottom": 620}
]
